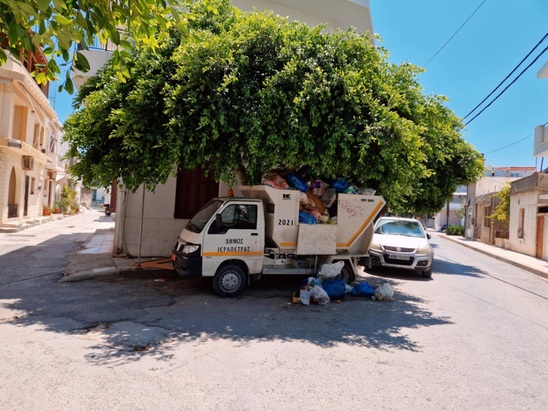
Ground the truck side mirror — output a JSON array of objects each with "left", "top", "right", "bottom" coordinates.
[{"left": 215, "top": 214, "right": 223, "bottom": 229}]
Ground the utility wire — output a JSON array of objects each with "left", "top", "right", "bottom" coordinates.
[
  {"left": 464, "top": 44, "right": 548, "bottom": 126},
  {"left": 464, "top": 32, "right": 548, "bottom": 120},
  {"left": 482, "top": 133, "right": 533, "bottom": 154},
  {"left": 423, "top": 0, "right": 488, "bottom": 67}
]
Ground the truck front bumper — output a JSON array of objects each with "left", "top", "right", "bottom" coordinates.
[{"left": 172, "top": 240, "right": 202, "bottom": 276}]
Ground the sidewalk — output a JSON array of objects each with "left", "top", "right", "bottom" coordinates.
[
  {"left": 61, "top": 227, "right": 548, "bottom": 282},
  {"left": 439, "top": 233, "right": 548, "bottom": 280}
]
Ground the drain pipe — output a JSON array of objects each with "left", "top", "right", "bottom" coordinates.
[{"left": 137, "top": 184, "right": 146, "bottom": 269}]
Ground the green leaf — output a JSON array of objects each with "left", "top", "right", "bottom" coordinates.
[
  {"left": 64, "top": 76, "right": 74, "bottom": 95},
  {"left": 54, "top": 14, "right": 73, "bottom": 26},
  {"left": 75, "top": 52, "right": 90, "bottom": 72},
  {"left": 37, "top": 0, "right": 50, "bottom": 12}
]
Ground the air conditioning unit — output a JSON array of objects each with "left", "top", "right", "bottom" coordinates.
[{"left": 22, "top": 156, "right": 34, "bottom": 170}]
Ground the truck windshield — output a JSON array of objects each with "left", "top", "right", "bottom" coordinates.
[{"left": 185, "top": 199, "right": 224, "bottom": 233}]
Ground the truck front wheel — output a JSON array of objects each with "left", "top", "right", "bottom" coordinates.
[
  {"left": 338, "top": 262, "right": 355, "bottom": 285},
  {"left": 213, "top": 264, "right": 247, "bottom": 297}
]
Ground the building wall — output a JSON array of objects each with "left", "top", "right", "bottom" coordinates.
[
  {"left": 508, "top": 190, "right": 538, "bottom": 256},
  {"left": 234, "top": 0, "right": 373, "bottom": 34},
  {"left": 0, "top": 53, "right": 64, "bottom": 226}
]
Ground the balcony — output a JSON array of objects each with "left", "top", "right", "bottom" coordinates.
[
  {"left": 533, "top": 123, "right": 548, "bottom": 159},
  {"left": 0, "top": 138, "right": 51, "bottom": 165}
]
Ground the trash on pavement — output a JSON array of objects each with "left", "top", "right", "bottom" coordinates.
[
  {"left": 374, "top": 283, "right": 394, "bottom": 301},
  {"left": 350, "top": 282, "right": 375, "bottom": 297}
]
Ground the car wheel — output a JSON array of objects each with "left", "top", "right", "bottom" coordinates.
[
  {"left": 213, "top": 264, "right": 247, "bottom": 297},
  {"left": 421, "top": 267, "right": 432, "bottom": 278}
]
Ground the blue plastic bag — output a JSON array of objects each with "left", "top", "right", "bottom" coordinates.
[
  {"left": 330, "top": 178, "right": 349, "bottom": 193},
  {"left": 286, "top": 173, "right": 308, "bottom": 192},
  {"left": 299, "top": 211, "right": 317, "bottom": 224},
  {"left": 321, "top": 278, "right": 346, "bottom": 300},
  {"left": 350, "top": 282, "right": 375, "bottom": 297}
]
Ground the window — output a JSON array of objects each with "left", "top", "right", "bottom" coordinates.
[
  {"left": 518, "top": 208, "right": 525, "bottom": 238},
  {"left": 174, "top": 167, "right": 219, "bottom": 219},
  {"left": 483, "top": 206, "right": 491, "bottom": 228},
  {"left": 30, "top": 177, "right": 35, "bottom": 194},
  {"left": 33, "top": 124, "right": 40, "bottom": 149},
  {"left": 208, "top": 204, "right": 258, "bottom": 234},
  {"left": 509, "top": 172, "right": 520, "bottom": 178}
]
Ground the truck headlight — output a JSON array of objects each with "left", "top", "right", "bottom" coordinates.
[{"left": 183, "top": 244, "right": 200, "bottom": 254}]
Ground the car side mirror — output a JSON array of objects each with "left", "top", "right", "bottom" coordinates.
[{"left": 427, "top": 233, "right": 431, "bottom": 240}]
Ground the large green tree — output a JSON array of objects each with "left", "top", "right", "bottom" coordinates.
[
  {"left": 64, "top": 2, "right": 484, "bottom": 214},
  {"left": 0, "top": 0, "right": 199, "bottom": 92}
]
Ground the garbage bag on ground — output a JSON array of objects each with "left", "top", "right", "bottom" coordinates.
[
  {"left": 311, "top": 285, "right": 330, "bottom": 305},
  {"left": 350, "top": 282, "right": 375, "bottom": 297},
  {"left": 374, "top": 283, "right": 394, "bottom": 301},
  {"left": 317, "top": 261, "right": 345, "bottom": 278},
  {"left": 321, "top": 278, "right": 346, "bottom": 300}
]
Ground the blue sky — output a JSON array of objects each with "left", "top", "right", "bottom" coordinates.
[
  {"left": 370, "top": 0, "right": 548, "bottom": 168},
  {"left": 50, "top": 0, "right": 547, "bottom": 168}
]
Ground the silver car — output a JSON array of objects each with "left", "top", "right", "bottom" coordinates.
[{"left": 368, "top": 216, "right": 434, "bottom": 277}]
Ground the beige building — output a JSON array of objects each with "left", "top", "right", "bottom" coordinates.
[
  {"left": 0, "top": 41, "right": 67, "bottom": 231},
  {"left": 507, "top": 173, "right": 548, "bottom": 259},
  {"left": 466, "top": 166, "right": 535, "bottom": 244}
]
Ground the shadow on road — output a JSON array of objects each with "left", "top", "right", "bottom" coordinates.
[{"left": 1, "top": 252, "right": 456, "bottom": 367}]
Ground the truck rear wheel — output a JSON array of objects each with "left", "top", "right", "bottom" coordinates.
[{"left": 213, "top": 264, "right": 247, "bottom": 297}]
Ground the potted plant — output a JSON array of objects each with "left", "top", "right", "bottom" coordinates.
[{"left": 43, "top": 206, "right": 51, "bottom": 216}]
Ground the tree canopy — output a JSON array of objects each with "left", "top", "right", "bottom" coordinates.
[
  {"left": 64, "top": 1, "right": 484, "bottom": 214},
  {"left": 0, "top": 0, "right": 198, "bottom": 92}
]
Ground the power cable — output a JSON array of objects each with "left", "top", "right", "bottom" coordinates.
[
  {"left": 423, "top": 0, "right": 488, "bottom": 67},
  {"left": 483, "top": 133, "right": 533, "bottom": 154},
  {"left": 464, "top": 44, "right": 548, "bottom": 126},
  {"left": 463, "top": 32, "right": 548, "bottom": 120}
]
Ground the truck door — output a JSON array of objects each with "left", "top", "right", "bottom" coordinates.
[{"left": 202, "top": 202, "right": 263, "bottom": 276}]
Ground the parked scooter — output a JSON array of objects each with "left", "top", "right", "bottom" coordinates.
[{"left": 104, "top": 204, "right": 112, "bottom": 216}]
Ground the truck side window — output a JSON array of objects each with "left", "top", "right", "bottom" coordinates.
[{"left": 209, "top": 204, "right": 257, "bottom": 234}]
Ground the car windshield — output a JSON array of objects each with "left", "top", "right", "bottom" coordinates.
[
  {"left": 185, "top": 199, "right": 224, "bottom": 233},
  {"left": 375, "top": 219, "right": 425, "bottom": 238}
]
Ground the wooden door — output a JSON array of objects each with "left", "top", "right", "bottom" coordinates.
[{"left": 536, "top": 215, "right": 544, "bottom": 258}]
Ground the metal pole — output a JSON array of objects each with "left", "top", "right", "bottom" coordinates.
[
  {"left": 137, "top": 184, "right": 145, "bottom": 269},
  {"left": 446, "top": 200, "right": 450, "bottom": 230}
]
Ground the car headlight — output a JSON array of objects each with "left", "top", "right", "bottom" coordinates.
[
  {"left": 183, "top": 244, "right": 200, "bottom": 254},
  {"left": 369, "top": 238, "right": 382, "bottom": 251},
  {"left": 416, "top": 243, "right": 432, "bottom": 254}
]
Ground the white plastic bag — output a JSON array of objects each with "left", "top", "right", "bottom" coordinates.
[
  {"left": 318, "top": 261, "right": 345, "bottom": 279},
  {"left": 374, "top": 283, "right": 394, "bottom": 301},
  {"left": 312, "top": 285, "right": 330, "bottom": 305}
]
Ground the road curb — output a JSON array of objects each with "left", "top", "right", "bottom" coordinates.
[{"left": 440, "top": 235, "right": 548, "bottom": 280}]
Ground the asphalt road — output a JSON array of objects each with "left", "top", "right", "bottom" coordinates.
[{"left": 1, "top": 211, "right": 547, "bottom": 410}]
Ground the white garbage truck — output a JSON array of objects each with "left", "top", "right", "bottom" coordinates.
[{"left": 172, "top": 185, "right": 386, "bottom": 296}]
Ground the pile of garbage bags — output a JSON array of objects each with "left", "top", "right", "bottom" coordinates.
[
  {"left": 293, "top": 262, "right": 394, "bottom": 305},
  {"left": 262, "top": 170, "right": 375, "bottom": 225}
]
